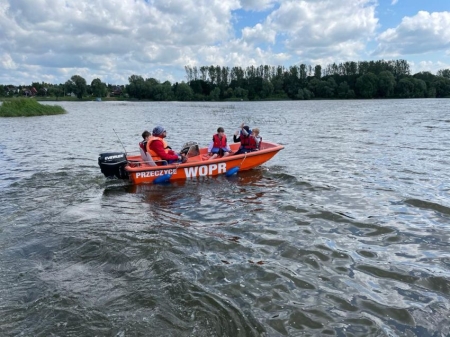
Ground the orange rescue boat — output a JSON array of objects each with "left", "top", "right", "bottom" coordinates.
[{"left": 98, "top": 141, "right": 284, "bottom": 184}]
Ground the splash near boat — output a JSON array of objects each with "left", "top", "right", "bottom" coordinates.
[{"left": 98, "top": 141, "right": 283, "bottom": 184}]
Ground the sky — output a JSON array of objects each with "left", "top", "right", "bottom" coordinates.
[{"left": 0, "top": 0, "right": 449, "bottom": 86}]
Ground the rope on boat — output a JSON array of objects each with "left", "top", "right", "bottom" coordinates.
[
  {"left": 226, "top": 152, "right": 247, "bottom": 177},
  {"left": 240, "top": 152, "right": 247, "bottom": 166}
]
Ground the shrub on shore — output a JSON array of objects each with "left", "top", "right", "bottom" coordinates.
[{"left": 0, "top": 98, "right": 65, "bottom": 117}]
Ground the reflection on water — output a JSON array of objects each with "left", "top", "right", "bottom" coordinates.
[{"left": 1, "top": 100, "right": 450, "bottom": 336}]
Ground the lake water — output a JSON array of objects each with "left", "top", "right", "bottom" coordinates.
[{"left": 0, "top": 99, "right": 449, "bottom": 336}]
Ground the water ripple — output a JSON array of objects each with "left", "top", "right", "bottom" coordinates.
[{"left": 1, "top": 100, "right": 450, "bottom": 336}]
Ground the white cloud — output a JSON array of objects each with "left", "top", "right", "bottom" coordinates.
[
  {"left": 0, "top": 0, "right": 241, "bottom": 84},
  {"left": 391, "top": 0, "right": 398, "bottom": 5},
  {"left": 374, "top": 11, "right": 450, "bottom": 57},
  {"left": 410, "top": 60, "right": 450, "bottom": 75},
  {"left": 0, "top": 53, "right": 17, "bottom": 70},
  {"left": 242, "top": 23, "right": 276, "bottom": 44},
  {"left": 265, "top": 0, "right": 378, "bottom": 60},
  {"left": 239, "top": 0, "right": 276, "bottom": 11},
  {"left": 0, "top": 0, "right": 448, "bottom": 85}
]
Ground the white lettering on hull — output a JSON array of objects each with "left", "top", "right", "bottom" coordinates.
[
  {"left": 136, "top": 169, "right": 177, "bottom": 178},
  {"left": 184, "top": 163, "right": 226, "bottom": 178}
]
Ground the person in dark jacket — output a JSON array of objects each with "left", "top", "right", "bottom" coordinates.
[{"left": 233, "top": 123, "right": 257, "bottom": 154}]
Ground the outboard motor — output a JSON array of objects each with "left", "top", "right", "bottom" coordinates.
[{"left": 98, "top": 152, "right": 128, "bottom": 179}]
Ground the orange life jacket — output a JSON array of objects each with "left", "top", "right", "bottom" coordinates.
[
  {"left": 146, "top": 136, "right": 170, "bottom": 160},
  {"left": 212, "top": 134, "right": 227, "bottom": 148}
]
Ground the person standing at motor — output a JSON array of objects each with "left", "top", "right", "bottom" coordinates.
[
  {"left": 146, "top": 126, "right": 186, "bottom": 164},
  {"left": 233, "top": 123, "right": 257, "bottom": 154},
  {"left": 207, "top": 127, "right": 232, "bottom": 160}
]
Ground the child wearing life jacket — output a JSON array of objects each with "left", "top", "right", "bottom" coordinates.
[
  {"left": 251, "top": 128, "right": 262, "bottom": 150},
  {"left": 233, "top": 123, "right": 257, "bottom": 154},
  {"left": 207, "top": 127, "right": 231, "bottom": 160},
  {"left": 139, "top": 130, "right": 157, "bottom": 166}
]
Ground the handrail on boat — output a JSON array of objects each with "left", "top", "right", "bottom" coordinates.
[{"left": 128, "top": 159, "right": 168, "bottom": 167}]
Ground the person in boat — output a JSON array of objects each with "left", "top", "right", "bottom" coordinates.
[
  {"left": 251, "top": 128, "right": 262, "bottom": 150},
  {"left": 146, "top": 126, "right": 187, "bottom": 164},
  {"left": 233, "top": 123, "right": 257, "bottom": 154},
  {"left": 207, "top": 127, "right": 232, "bottom": 160},
  {"left": 138, "top": 130, "right": 157, "bottom": 166}
]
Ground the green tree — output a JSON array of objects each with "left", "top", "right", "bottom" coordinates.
[
  {"left": 303, "top": 88, "right": 313, "bottom": 99},
  {"left": 337, "top": 81, "right": 350, "bottom": 98},
  {"left": 296, "top": 88, "right": 313, "bottom": 100},
  {"left": 307, "top": 77, "right": 336, "bottom": 98},
  {"left": 260, "top": 79, "right": 274, "bottom": 99},
  {"left": 392, "top": 59, "right": 410, "bottom": 79},
  {"left": 175, "top": 82, "right": 194, "bottom": 101},
  {"left": 209, "top": 87, "right": 220, "bottom": 101},
  {"left": 356, "top": 72, "right": 378, "bottom": 98},
  {"left": 396, "top": 78, "right": 415, "bottom": 98},
  {"left": 314, "top": 65, "right": 322, "bottom": 79},
  {"left": 64, "top": 80, "right": 75, "bottom": 97},
  {"left": 223, "top": 87, "right": 234, "bottom": 99},
  {"left": 412, "top": 78, "right": 427, "bottom": 98},
  {"left": 48, "top": 85, "right": 64, "bottom": 99},
  {"left": 69, "top": 75, "right": 87, "bottom": 99},
  {"left": 377, "top": 71, "right": 396, "bottom": 98},
  {"left": 317, "top": 78, "right": 337, "bottom": 98},
  {"left": 270, "top": 75, "right": 284, "bottom": 95},
  {"left": 432, "top": 77, "right": 450, "bottom": 98},
  {"left": 427, "top": 86, "right": 437, "bottom": 98},
  {"left": 299, "top": 64, "right": 307, "bottom": 80},
  {"left": 189, "top": 79, "right": 212, "bottom": 97},
  {"left": 153, "top": 82, "right": 173, "bottom": 101},
  {"left": 126, "top": 75, "right": 146, "bottom": 99},
  {"left": 234, "top": 87, "right": 248, "bottom": 99},
  {"left": 283, "top": 70, "right": 300, "bottom": 98},
  {"left": 413, "top": 71, "right": 435, "bottom": 83},
  {"left": 91, "top": 78, "right": 107, "bottom": 98},
  {"left": 31, "top": 82, "right": 43, "bottom": 95},
  {"left": 307, "top": 78, "right": 321, "bottom": 97},
  {"left": 143, "top": 78, "right": 160, "bottom": 99},
  {"left": 347, "top": 89, "right": 356, "bottom": 99},
  {"left": 436, "top": 69, "right": 450, "bottom": 78},
  {"left": 0, "top": 85, "right": 5, "bottom": 97}
]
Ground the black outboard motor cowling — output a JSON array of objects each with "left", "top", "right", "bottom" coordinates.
[{"left": 98, "top": 152, "right": 128, "bottom": 179}]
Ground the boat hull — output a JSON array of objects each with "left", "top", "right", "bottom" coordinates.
[{"left": 125, "top": 141, "right": 283, "bottom": 184}]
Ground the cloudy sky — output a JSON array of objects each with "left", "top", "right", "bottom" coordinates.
[{"left": 0, "top": 0, "right": 449, "bottom": 86}]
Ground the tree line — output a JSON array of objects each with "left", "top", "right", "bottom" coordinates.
[
  {"left": 2, "top": 59, "right": 450, "bottom": 100},
  {"left": 1, "top": 76, "right": 113, "bottom": 100}
]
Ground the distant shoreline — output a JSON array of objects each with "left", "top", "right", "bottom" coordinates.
[{"left": 2, "top": 96, "right": 448, "bottom": 104}]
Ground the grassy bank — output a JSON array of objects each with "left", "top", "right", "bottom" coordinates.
[{"left": 0, "top": 98, "right": 66, "bottom": 117}]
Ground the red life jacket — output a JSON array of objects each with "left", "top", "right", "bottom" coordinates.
[
  {"left": 212, "top": 134, "right": 227, "bottom": 148},
  {"left": 240, "top": 134, "right": 257, "bottom": 150},
  {"left": 139, "top": 140, "right": 148, "bottom": 153}
]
